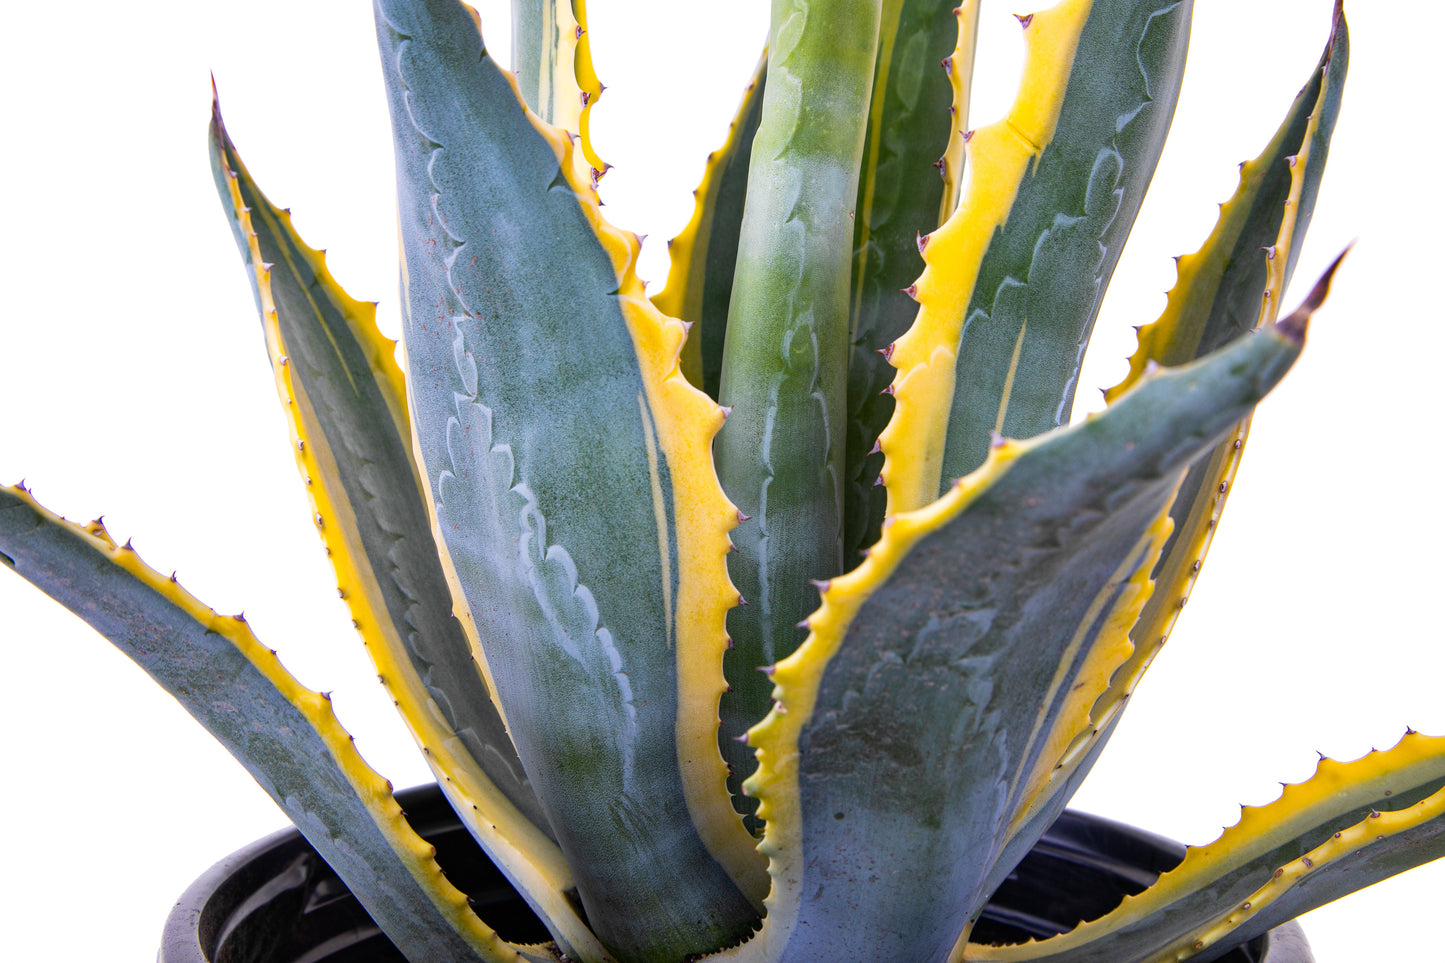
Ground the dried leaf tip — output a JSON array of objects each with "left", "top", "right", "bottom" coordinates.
[{"left": 1276, "top": 245, "right": 1351, "bottom": 344}]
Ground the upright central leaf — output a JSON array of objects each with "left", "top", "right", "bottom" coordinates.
[
  {"left": 373, "top": 1, "right": 760, "bottom": 959},
  {"left": 713, "top": 0, "right": 884, "bottom": 829}
]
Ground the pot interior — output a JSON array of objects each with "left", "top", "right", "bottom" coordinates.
[{"left": 171, "top": 785, "right": 1271, "bottom": 963}]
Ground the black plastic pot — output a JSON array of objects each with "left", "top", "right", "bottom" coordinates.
[{"left": 160, "top": 784, "right": 1311, "bottom": 963}]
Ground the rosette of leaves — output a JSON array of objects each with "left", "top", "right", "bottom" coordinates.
[{"left": 5, "top": 2, "right": 1440, "bottom": 963}]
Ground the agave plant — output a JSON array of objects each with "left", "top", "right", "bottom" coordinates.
[{"left": 3, "top": 0, "right": 1442, "bottom": 961}]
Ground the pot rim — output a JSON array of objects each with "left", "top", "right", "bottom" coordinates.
[{"left": 160, "top": 785, "right": 1312, "bottom": 963}]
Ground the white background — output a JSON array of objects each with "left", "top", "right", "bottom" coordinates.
[{"left": 1, "top": 1, "right": 1440, "bottom": 959}]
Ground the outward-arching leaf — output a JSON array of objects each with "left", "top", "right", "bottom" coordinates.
[
  {"left": 374, "top": 1, "right": 763, "bottom": 959},
  {"left": 207, "top": 100, "right": 611, "bottom": 959},
  {"left": 881, "top": 0, "right": 1194, "bottom": 515},
  {"left": 1109, "top": 1, "right": 1346, "bottom": 394},
  {"left": 985, "top": 10, "right": 1349, "bottom": 895},
  {"left": 653, "top": 50, "right": 766, "bottom": 399},
  {"left": 735, "top": 316, "right": 1309, "bottom": 963},
  {"left": 711, "top": 0, "right": 885, "bottom": 833},
  {"left": 967, "top": 732, "right": 1445, "bottom": 963},
  {"left": 843, "top": 0, "right": 978, "bottom": 570},
  {"left": 0, "top": 486, "right": 548, "bottom": 963}
]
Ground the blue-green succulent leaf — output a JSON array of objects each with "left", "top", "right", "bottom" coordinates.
[
  {"left": 207, "top": 100, "right": 618, "bottom": 959},
  {"left": 0, "top": 486, "right": 542, "bottom": 963},
  {"left": 373, "top": 1, "right": 764, "bottom": 958},
  {"left": 737, "top": 311, "right": 1311, "bottom": 963},
  {"left": 510, "top": 0, "right": 604, "bottom": 168},
  {"left": 967, "top": 731, "right": 1445, "bottom": 963},
  {"left": 208, "top": 94, "right": 553, "bottom": 845},
  {"left": 882, "top": 0, "right": 1194, "bottom": 514},
  {"left": 988, "top": 10, "right": 1349, "bottom": 900},
  {"left": 843, "top": 0, "right": 979, "bottom": 567},
  {"left": 711, "top": 0, "right": 885, "bottom": 832},
  {"left": 654, "top": 50, "right": 767, "bottom": 399}
]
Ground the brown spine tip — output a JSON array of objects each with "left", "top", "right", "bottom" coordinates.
[
  {"left": 917, "top": 233, "right": 930, "bottom": 254},
  {"left": 868, "top": 440, "right": 882, "bottom": 456},
  {"left": 901, "top": 283, "right": 919, "bottom": 301},
  {"left": 963, "top": 129, "right": 976, "bottom": 143},
  {"left": 942, "top": 56, "right": 954, "bottom": 76},
  {"left": 809, "top": 578, "right": 831, "bottom": 593},
  {"left": 737, "top": 510, "right": 752, "bottom": 523},
  {"left": 1015, "top": 13, "right": 1034, "bottom": 28},
  {"left": 1275, "top": 244, "right": 1351, "bottom": 344}
]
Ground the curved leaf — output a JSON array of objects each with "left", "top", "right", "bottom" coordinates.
[
  {"left": 843, "top": 0, "right": 980, "bottom": 568},
  {"left": 0, "top": 486, "right": 533, "bottom": 963},
  {"left": 207, "top": 99, "right": 618, "bottom": 958},
  {"left": 881, "top": 0, "right": 1194, "bottom": 514},
  {"left": 737, "top": 316, "right": 1308, "bottom": 963},
  {"left": 374, "top": 1, "right": 763, "bottom": 958},
  {"left": 652, "top": 50, "right": 767, "bottom": 398},
  {"left": 511, "top": 0, "right": 605, "bottom": 171},
  {"left": 990, "top": 12, "right": 1349, "bottom": 891},
  {"left": 966, "top": 732, "right": 1445, "bottom": 963}
]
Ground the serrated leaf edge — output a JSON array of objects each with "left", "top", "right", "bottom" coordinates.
[
  {"left": 652, "top": 48, "right": 767, "bottom": 390},
  {"left": 503, "top": 62, "right": 769, "bottom": 903},
  {"left": 877, "top": 0, "right": 1094, "bottom": 516},
  {"left": 210, "top": 96, "right": 604, "bottom": 960},
  {"left": 965, "top": 730, "right": 1445, "bottom": 962},
  {"left": 1, "top": 483, "right": 532, "bottom": 963}
]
